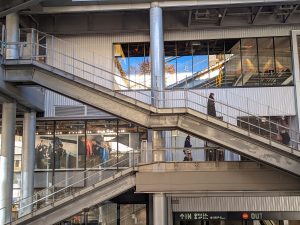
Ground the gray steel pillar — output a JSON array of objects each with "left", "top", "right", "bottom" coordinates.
[
  {"left": 150, "top": 2, "right": 165, "bottom": 107},
  {"left": 291, "top": 31, "right": 300, "bottom": 149},
  {"left": 20, "top": 112, "right": 36, "bottom": 216},
  {"left": 6, "top": 13, "right": 19, "bottom": 59},
  {"left": 153, "top": 193, "right": 167, "bottom": 225},
  {"left": 0, "top": 102, "right": 16, "bottom": 224},
  {"left": 150, "top": 3, "right": 166, "bottom": 162}
]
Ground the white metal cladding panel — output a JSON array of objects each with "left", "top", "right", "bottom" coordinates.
[
  {"left": 189, "top": 86, "right": 296, "bottom": 116},
  {"left": 119, "top": 90, "right": 152, "bottom": 104},
  {"left": 44, "top": 90, "right": 83, "bottom": 117},
  {"left": 45, "top": 90, "right": 113, "bottom": 117},
  {"left": 165, "top": 24, "right": 300, "bottom": 41},
  {"left": 164, "top": 87, "right": 295, "bottom": 117},
  {"left": 172, "top": 196, "right": 300, "bottom": 212}
]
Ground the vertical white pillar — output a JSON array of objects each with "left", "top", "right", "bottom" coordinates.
[
  {"left": 150, "top": 2, "right": 165, "bottom": 107},
  {"left": 153, "top": 193, "right": 167, "bottom": 225},
  {"left": 150, "top": 3, "right": 166, "bottom": 162},
  {"left": 0, "top": 102, "right": 16, "bottom": 224},
  {"left": 6, "top": 13, "right": 19, "bottom": 59},
  {"left": 20, "top": 112, "right": 36, "bottom": 216}
]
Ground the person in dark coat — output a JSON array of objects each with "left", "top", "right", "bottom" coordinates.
[
  {"left": 207, "top": 93, "right": 216, "bottom": 117},
  {"left": 280, "top": 130, "right": 290, "bottom": 145},
  {"left": 183, "top": 135, "right": 192, "bottom": 160},
  {"left": 184, "top": 135, "right": 192, "bottom": 148}
]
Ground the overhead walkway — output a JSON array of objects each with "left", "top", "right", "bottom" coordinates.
[
  {"left": 6, "top": 157, "right": 136, "bottom": 225},
  {"left": 2, "top": 42, "right": 300, "bottom": 176}
]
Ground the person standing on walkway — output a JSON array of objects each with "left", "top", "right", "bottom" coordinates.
[{"left": 207, "top": 93, "right": 216, "bottom": 117}]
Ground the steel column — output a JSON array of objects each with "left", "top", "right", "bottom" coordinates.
[
  {"left": 153, "top": 193, "right": 167, "bottom": 225},
  {"left": 0, "top": 102, "right": 16, "bottom": 224},
  {"left": 20, "top": 112, "right": 36, "bottom": 216},
  {"left": 291, "top": 30, "right": 300, "bottom": 134},
  {"left": 5, "top": 13, "right": 19, "bottom": 59},
  {"left": 150, "top": 2, "right": 165, "bottom": 107}
]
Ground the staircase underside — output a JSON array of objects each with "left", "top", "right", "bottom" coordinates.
[
  {"left": 3, "top": 60, "right": 300, "bottom": 177},
  {"left": 12, "top": 168, "right": 136, "bottom": 225}
]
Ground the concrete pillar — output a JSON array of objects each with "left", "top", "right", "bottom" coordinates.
[
  {"left": 153, "top": 193, "right": 167, "bottom": 225},
  {"left": 6, "top": 13, "right": 19, "bottom": 59},
  {"left": 282, "top": 221, "right": 289, "bottom": 225},
  {"left": 152, "top": 130, "right": 165, "bottom": 162},
  {"left": 150, "top": 2, "right": 165, "bottom": 107},
  {"left": 0, "top": 102, "right": 16, "bottom": 224},
  {"left": 20, "top": 112, "right": 36, "bottom": 216}
]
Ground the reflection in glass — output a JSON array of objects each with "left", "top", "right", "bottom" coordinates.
[
  {"left": 240, "top": 38, "right": 258, "bottom": 86},
  {"left": 55, "top": 121, "right": 84, "bottom": 169},
  {"left": 274, "top": 37, "right": 293, "bottom": 85},
  {"left": 208, "top": 40, "right": 225, "bottom": 87},
  {"left": 114, "top": 43, "right": 130, "bottom": 90},
  {"left": 192, "top": 41, "right": 209, "bottom": 88},
  {"left": 224, "top": 39, "right": 241, "bottom": 87},
  {"left": 165, "top": 42, "right": 177, "bottom": 87},
  {"left": 35, "top": 121, "right": 54, "bottom": 170},
  {"left": 258, "top": 37, "right": 275, "bottom": 86},
  {"left": 176, "top": 42, "right": 192, "bottom": 87}
]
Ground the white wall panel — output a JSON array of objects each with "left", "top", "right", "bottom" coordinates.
[
  {"left": 165, "top": 24, "right": 300, "bottom": 41},
  {"left": 44, "top": 27, "right": 296, "bottom": 119},
  {"left": 44, "top": 90, "right": 113, "bottom": 118},
  {"left": 172, "top": 195, "right": 300, "bottom": 212}
]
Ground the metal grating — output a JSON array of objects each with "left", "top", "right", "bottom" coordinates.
[{"left": 55, "top": 105, "right": 85, "bottom": 117}]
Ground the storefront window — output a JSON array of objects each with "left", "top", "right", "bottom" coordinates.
[
  {"left": 35, "top": 121, "right": 55, "bottom": 170},
  {"left": 54, "top": 121, "right": 84, "bottom": 169}
]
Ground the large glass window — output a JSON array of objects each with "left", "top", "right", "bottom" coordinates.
[
  {"left": 192, "top": 41, "right": 209, "bottom": 88},
  {"left": 274, "top": 37, "right": 293, "bottom": 85},
  {"left": 176, "top": 41, "right": 193, "bottom": 87},
  {"left": 113, "top": 36, "right": 293, "bottom": 89},
  {"left": 208, "top": 40, "right": 225, "bottom": 88},
  {"left": 258, "top": 37, "right": 275, "bottom": 86},
  {"left": 224, "top": 39, "right": 242, "bottom": 87},
  {"left": 241, "top": 38, "right": 258, "bottom": 86},
  {"left": 165, "top": 42, "right": 177, "bottom": 87}
]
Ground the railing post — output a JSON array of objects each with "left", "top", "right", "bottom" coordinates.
[
  {"left": 1, "top": 25, "right": 5, "bottom": 57},
  {"left": 247, "top": 98, "right": 250, "bottom": 135},
  {"left": 184, "top": 88, "right": 187, "bottom": 109},
  {"left": 51, "top": 36, "right": 54, "bottom": 66},
  {"left": 268, "top": 106, "right": 272, "bottom": 144}
]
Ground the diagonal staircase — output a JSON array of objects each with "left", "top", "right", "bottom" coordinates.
[
  {"left": 6, "top": 155, "right": 137, "bottom": 225},
  {"left": 3, "top": 47, "right": 300, "bottom": 176}
]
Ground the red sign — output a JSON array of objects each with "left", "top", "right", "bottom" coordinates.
[{"left": 242, "top": 212, "right": 249, "bottom": 220}]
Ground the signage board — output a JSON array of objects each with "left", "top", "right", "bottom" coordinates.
[{"left": 174, "top": 212, "right": 300, "bottom": 221}]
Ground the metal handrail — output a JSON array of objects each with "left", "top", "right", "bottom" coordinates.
[
  {"left": 4, "top": 41, "right": 299, "bottom": 149},
  {"left": 18, "top": 28, "right": 293, "bottom": 117},
  {"left": 11, "top": 151, "right": 139, "bottom": 223}
]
